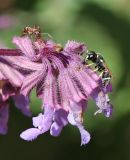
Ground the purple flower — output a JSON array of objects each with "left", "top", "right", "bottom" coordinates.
[
  {"left": 10, "top": 36, "right": 113, "bottom": 145},
  {"left": 20, "top": 102, "right": 91, "bottom": 145},
  {"left": 0, "top": 56, "right": 32, "bottom": 134}
]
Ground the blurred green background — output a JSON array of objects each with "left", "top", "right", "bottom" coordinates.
[{"left": 0, "top": 0, "right": 130, "bottom": 159}]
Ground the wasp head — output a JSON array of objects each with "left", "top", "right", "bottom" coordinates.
[{"left": 86, "top": 51, "right": 97, "bottom": 62}]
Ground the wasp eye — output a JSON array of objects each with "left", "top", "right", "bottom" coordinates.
[
  {"left": 87, "top": 51, "right": 97, "bottom": 61},
  {"left": 89, "top": 54, "right": 94, "bottom": 58}
]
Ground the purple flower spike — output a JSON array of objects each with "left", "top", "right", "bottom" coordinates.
[
  {"left": 0, "top": 29, "right": 113, "bottom": 145},
  {"left": 14, "top": 35, "right": 113, "bottom": 145}
]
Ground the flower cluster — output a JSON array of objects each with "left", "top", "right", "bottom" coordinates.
[{"left": 0, "top": 27, "right": 113, "bottom": 145}]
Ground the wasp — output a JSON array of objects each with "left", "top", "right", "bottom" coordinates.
[
  {"left": 84, "top": 50, "right": 112, "bottom": 87},
  {"left": 21, "top": 25, "right": 42, "bottom": 40}
]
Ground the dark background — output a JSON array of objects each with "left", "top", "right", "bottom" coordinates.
[{"left": 0, "top": 0, "right": 130, "bottom": 159}]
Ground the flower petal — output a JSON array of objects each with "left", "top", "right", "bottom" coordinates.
[
  {"left": 20, "top": 105, "right": 54, "bottom": 141},
  {"left": 32, "top": 113, "right": 44, "bottom": 128},
  {"left": 103, "top": 104, "right": 113, "bottom": 117},
  {"left": 21, "top": 70, "right": 44, "bottom": 96},
  {"left": 33, "top": 105, "right": 54, "bottom": 131},
  {"left": 78, "top": 125, "right": 91, "bottom": 146},
  {"left": 50, "top": 109, "right": 68, "bottom": 136},
  {"left": 20, "top": 128, "right": 41, "bottom": 141},
  {"left": 64, "top": 40, "right": 87, "bottom": 55},
  {"left": 67, "top": 100, "right": 90, "bottom": 145},
  {"left": 50, "top": 122, "right": 63, "bottom": 137},
  {"left": 13, "top": 36, "right": 36, "bottom": 61},
  {"left": 0, "top": 58, "right": 24, "bottom": 86},
  {"left": 42, "top": 72, "right": 57, "bottom": 107},
  {"left": 91, "top": 89, "right": 113, "bottom": 117},
  {"left": 1, "top": 56, "right": 44, "bottom": 71}
]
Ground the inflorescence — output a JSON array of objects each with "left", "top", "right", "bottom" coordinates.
[{"left": 0, "top": 26, "right": 113, "bottom": 145}]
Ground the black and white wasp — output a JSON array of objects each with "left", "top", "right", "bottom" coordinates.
[{"left": 84, "top": 50, "right": 112, "bottom": 87}]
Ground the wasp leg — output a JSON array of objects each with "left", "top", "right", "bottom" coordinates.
[
  {"left": 85, "top": 63, "right": 94, "bottom": 67},
  {"left": 93, "top": 68, "right": 99, "bottom": 72},
  {"left": 99, "top": 71, "right": 104, "bottom": 78},
  {"left": 102, "top": 77, "right": 111, "bottom": 81}
]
